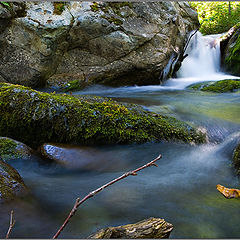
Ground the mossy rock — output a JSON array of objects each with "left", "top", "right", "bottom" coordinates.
[
  {"left": 224, "top": 24, "right": 240, "bottom": 76},
  {"left": 0, "top": 83, "right": 206, "bottom": 148},
  {"left": 233, "top": 144, "right": 240, "bottom": 175},
  {"left": 0, "top": 159, "right": 28, "bottom": 203},
  {"left": 188, "top": 79, "right": 240, "bottom": 93},
  {"left": 0, "top": 137, "right": 33, "bottom": 162}
]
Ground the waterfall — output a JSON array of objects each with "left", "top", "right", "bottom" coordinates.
[
  {"left": 177, "top": 31, "right": 221, "bottom": 78},
  {"left": 163, "top": 31, "right": 240, "bottom": 89}
]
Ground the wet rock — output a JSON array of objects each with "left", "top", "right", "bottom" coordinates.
[
  {"left": 0, "top": 137, "right": 33, "bottom": 162},
  {"left": 88, "top": 217, "right": 173, "bottom": 239},
  {"left": 187, "top": 79, "right": 240, "bottom": 92},
  {"left": 221, "top": 23, "right": 240, "bottom": 76},
  {"left": 216, "top": 184, "right": 240, "bottom": 199},
  {"left": 40, "top": 143, "right": 97, "bottom": 170},
  {"left": 40, "top": 143, "right": 136, "bottom": 171},
  {"left": 0, "top": 2, "right": 198, "bottom": 88},
  {"left": 0, "top": 83, "right": 206, "bottom": 148},
  {"left": 233, "top": 143, "right": 240, "bottom": 175},
  {"left": 0, "top": 159, "right": 28, "bottom": 203}
]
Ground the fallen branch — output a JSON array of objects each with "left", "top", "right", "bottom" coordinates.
[
  {"left": 53, "top": 154, "right": 162, "bottom": 239},
  {"left": 5, "top": 210, "right": 16, "bottom": 239}
]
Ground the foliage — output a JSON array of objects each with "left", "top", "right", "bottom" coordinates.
[
  {"left": 189, "top": 1, "right": 240, "bottom": 35},
  {"left": 0, "top": 1, "right": 10, "bottom": 8},
  {"left": 53, "top": 2, "right": 66, "bottom": 15}
]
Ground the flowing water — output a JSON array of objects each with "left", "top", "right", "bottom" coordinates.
[{"left": 1, "top": 32, "right": 240, "bottom": 238}]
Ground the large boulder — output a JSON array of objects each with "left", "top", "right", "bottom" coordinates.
[
  {"left": 0, "top": 2, "right": 199, "bottom": 88},
  {"left": 0, "top": 158, "right": 28, "bottom": 203},
  {"left": 221, "top": 23, "right": 240, "bottom": 76},
  {"left": 88, "top": 217, "right": 173, "bottom": 239},
  {"left": 0, "top": 83, "right": 206, "bottom": 148},
  {"left": 0, "top": 137, "right": 33, "bottom": 162}
]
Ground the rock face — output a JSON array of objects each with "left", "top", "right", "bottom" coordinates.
[
  {"left": 233, "top": 143, "right": 240, "bottom": 175},
  {"left": 0, "top": 2, "right": 198, "bottom": 88},
  {"left": 89, "top": 217, "right": 173, "bottom": 239},
  {"left": 0, "top": 83, "right": 206, "bottom": 148},
  {"left": 0, "top": 137, "right": 33, "bottom": 162},
  {"left": 221, "top": 23, "right": 240, "bottom": 76},
  {"left": 0, "top": 158, "right": 27, "bottom": 203}
]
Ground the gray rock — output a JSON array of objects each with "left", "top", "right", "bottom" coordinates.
[
  {"left": 0, "top": 159, "right": 28, "bottom": 203},
  {"left": 0, "top": 2, "right": 198, "bottom": 88},
  {"left": 88, "top": 217, "right": 173, "bottom": 239}
]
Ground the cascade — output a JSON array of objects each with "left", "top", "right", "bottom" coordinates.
[
  {"left": 177, "top": 31, "right": 221, "bottom": 78},
  {"left": 163, "top": 31, "right": 239, "bottom": 89}
]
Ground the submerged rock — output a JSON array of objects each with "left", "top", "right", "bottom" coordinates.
[
  {"left": 221, "top": 23, "right": 240, "bottom": 76},
  {"left": 233, "top": 143, "right": 240, "bottom": 175},
  {"left": 0, "top": 83, "right": 206, "bottom": 148},
  {"left": 188, "top": 79, "right": 240, "bottom": 93},
  {"left": 0, "top": 137, "right": 33, "bottom": 162},
  {"left": 0, "top": 159, "right": 28, "bottom": 203},
  {"left": 89, "top": 217, "right": 173, "bottom": 239},
  {"left": 0, "top": 2, "right": 198, "bottom": 88},
  {"left": 40, "top": 143, "right": 113, "bottom": 171}
]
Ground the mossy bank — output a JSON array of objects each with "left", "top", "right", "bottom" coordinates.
[
  {"left": 188, "top": 79, "right": 240, "bottom": 93},
  {"left": 0, "top": 83, "right": 206, "bottom": 148}
]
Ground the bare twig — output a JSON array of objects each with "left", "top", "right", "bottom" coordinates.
[
  {"left": 53, "top": 154, "right": 162, "bottom": 239},
  {"left": 5, "top": 210, "right": 16, "bottom": 239}
]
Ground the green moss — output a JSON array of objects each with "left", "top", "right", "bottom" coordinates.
[
  {"left": 53, "top": 2, "right": 66, "bottom": 15},
  {"left": 0, "top": 83, "right": 206, "bottom": 148},
  {"left": 0, "top": 138, "right": 17, "bottom": 157},
  {"left": 233, "top": 144, "right": 240, "bottom": 175},
  {"left": 0, "top": 1, "right": 11, "bottom": 8},
  {"left": 90, "top": 2, "right": 100, "bottom": 12},
  {"left": 91, "top": 2, "right": 133, "bottom": 17},
  {"left": 225, "top": 33, "right": 240, "bottom": 75},
  {"left": 101, "top": 15, "right": 123, "bottom": 25},
  {"left": 63, "top": 80, "right": 82, "bottom": 92},
  {"left": 188, "top": 80, "right": 240, "bottom": 93}
]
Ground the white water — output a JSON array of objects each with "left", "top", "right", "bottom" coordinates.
[{"left": 163, "top": 31, "right": 240, "bottom": 89}]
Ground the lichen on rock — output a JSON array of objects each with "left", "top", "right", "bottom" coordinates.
[{"left": 0, "top": 83, "right": 206, "bottom": 148}]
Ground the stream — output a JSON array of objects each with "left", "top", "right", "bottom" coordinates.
[{"left": 0, "top": 33, "right": 240, "bottom": 238}]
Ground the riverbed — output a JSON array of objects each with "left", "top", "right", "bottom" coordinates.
[{"left": 1, "top": 80, "right": 240, "bottom": 238}]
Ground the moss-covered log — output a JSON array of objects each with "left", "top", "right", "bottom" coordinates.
[
  {"left": 0, "top": 83, "right": 206, "bottom": 148},
  {"left": 188, "top": 79, "right": 240, "bottom": 93}
]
